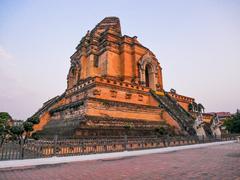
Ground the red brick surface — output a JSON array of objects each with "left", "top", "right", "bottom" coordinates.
[{"left": 1, "top": 143, "right": 240, "bottom": 180}]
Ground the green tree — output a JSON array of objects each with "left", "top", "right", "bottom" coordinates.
[
  {"left": 9, "top": 121, "right": 34, "bottom": 143},
  {"left": 12, "top": 116, "right": 40, "bottom": 141},
  {"left": 10, "top": 125, "right": 24, "bottom": 140},
  {"left": 1, "top": 113, "right": 40, "bottom": 145},
  {"left": 23, "top": 121, "right": 34, "bottom": 139},
  {"left": 0, "top": 112, "right": 12, "bottom": 146},
  {"left": 26, "top": 116, "right": 40, "bottom": 125},
  {"left": 223, "top": 110, "right": 240, "bottom": 133},
  {"left": 25, "top": 116, "right": 39, "bottom": 140},
  {"left": 0, "top": 112, "right": 11, "bottom": 124}
]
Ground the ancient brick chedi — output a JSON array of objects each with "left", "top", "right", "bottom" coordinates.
[{"left": 33, "top": 17, "right": 199, "bottom": 138}]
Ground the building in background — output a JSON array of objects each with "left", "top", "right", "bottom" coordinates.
[{"left": 11, "top": 120, "right": 24, "bottom": 126}]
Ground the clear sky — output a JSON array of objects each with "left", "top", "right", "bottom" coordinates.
[{"left": 0, "top": 0, "right": 240, "bottom": 119}]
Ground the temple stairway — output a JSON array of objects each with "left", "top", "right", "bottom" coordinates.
[
  {"left": 203, "top": 123, "right": 213, "bottom": 138},
  {"left": 32, "top": 94, "right": 65, "bottom": 117},
  {"left": 150, "top": 90, "right": 196, "bottom": 135}
]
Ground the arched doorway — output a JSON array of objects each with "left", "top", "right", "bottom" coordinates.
[
  {"left": 145, "top": 64, "right": 154, "bottom": 89},
  {"left": 145, "top": 65, "right": 150, "bottom": 87}
]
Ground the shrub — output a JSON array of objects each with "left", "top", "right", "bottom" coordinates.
[{"left": 224, "top": 110, "right": 240, "bottom": 133}]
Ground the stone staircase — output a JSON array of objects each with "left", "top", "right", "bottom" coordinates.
[
  {"left": 150, "top": 90, "right": 196, "bottom": 135},
  {"left": 203, "top": 123, "right": 213, "bottom": 137},
  {"left": 32, "top": 93, "right": 65, "bottom": 118}
]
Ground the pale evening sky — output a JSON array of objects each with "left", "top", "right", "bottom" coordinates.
[{"left": 0, "top": 0, "right": 240, "bottom": 119}]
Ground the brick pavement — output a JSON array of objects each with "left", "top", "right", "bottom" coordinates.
[{"left": 0, "top": 143, "right": 240, "bottom": 180}]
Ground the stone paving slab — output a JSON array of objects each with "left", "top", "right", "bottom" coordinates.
[{"left": 0, "top": 142, "right": 240, "bottom": 180}]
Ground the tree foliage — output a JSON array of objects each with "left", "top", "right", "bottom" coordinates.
[
  {"left": 0, "top": 112, "right": 11, "bottom": 124},
  {"left": 223, "top": 110, "right": 240, "bottom": 133},
  {"left": 23, "top": 121, "right": 34, "bottom": 132},
  {"left": 0, "top": 112, "right": 12, "bottom": 145},
  {"left": 26, "top": 116, "right": 40, "bottom": 125},
  {"left": 10, "top": 125, "right": 24, "bottom": 137},
  {"left": 0, "top": 113, "right": 40, "bottom": 145}
]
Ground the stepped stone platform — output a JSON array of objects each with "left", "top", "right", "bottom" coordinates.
[{"left": 32, "top": 17, "right": 211, "bottom": 138}]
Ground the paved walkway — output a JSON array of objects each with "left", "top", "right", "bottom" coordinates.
[{"left": 0, "top": 143, "right": 240, "bottom": 180}]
